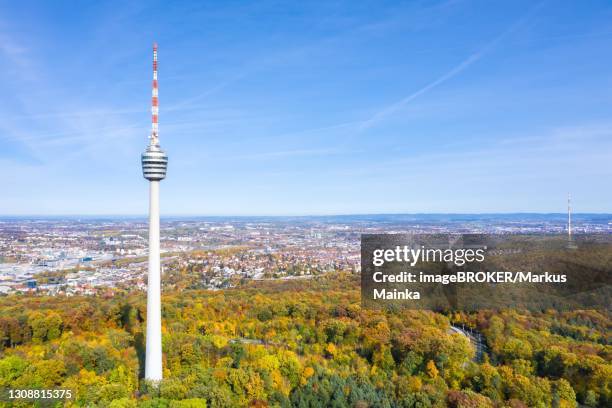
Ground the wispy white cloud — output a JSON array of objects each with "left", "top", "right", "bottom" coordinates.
[
  {"left": 231, "top": 147, "right": 360, "bottom": 160},
  {"left": 0, "top": 34, "right": 27, "bottom": 65},
  {"left": 329, "top": 120, "right": 612, "bottom": 182},
  {"left": 358, "top": 1, "right": 547, "bottom": 130},
  {"left": 0, "top": 20, "right": 39, "bottom": 82},
  {"left": 166, "top": 72, "right": 248, "bottom": 112}
]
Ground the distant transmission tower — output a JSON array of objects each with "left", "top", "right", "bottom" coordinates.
[
  {"left": 142, "top": 42, "right": 168, "bottom": 382},
  {"left": 567, "top": 193, "right": 576, "bottom": 249},
  {"left": 567, "top": 193, "right": 571, "bottom": 237}
]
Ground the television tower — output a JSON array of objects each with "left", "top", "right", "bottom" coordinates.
[{"left": 142, "top": 42, "right": 167, "bottom": 382}]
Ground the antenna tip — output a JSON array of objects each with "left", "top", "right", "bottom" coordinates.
[{"left": 153, "top": 42, "right": 158, "bottom": 50}]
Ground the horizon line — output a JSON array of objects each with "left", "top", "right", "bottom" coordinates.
[{"left": 0, "top": 212, "right": 610, "bottom": 218}]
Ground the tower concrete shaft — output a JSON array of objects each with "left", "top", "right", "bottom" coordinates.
[
  {"left": 145, "top": 180, "right": 162, "bottom": 381},
  {"left": 142, "top": 42, "right": 167, "bottom": 382}
]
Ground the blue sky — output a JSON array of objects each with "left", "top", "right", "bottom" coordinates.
[{"left": 1, "top": 0, "right": 611, "bottom": 215}]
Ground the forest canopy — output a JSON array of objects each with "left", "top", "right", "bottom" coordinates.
[{"left": 0, "top": 274, "right": 609, "bottom": 407}]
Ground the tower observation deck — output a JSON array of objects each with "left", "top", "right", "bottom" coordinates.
[{"left": 142, "top": 144, "right": 168, "bottom": 181}]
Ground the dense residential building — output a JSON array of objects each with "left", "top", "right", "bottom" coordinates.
[{"left": 0, "top": 215, "right": 608, "bottom": 296}]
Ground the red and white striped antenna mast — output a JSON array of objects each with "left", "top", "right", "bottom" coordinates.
[{"left": 150, "top": 42, "right": 159, "bottom": 145}]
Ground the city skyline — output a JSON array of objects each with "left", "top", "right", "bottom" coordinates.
[{"left": 1, "top": 1, "right": 612, "bottom": 215}]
